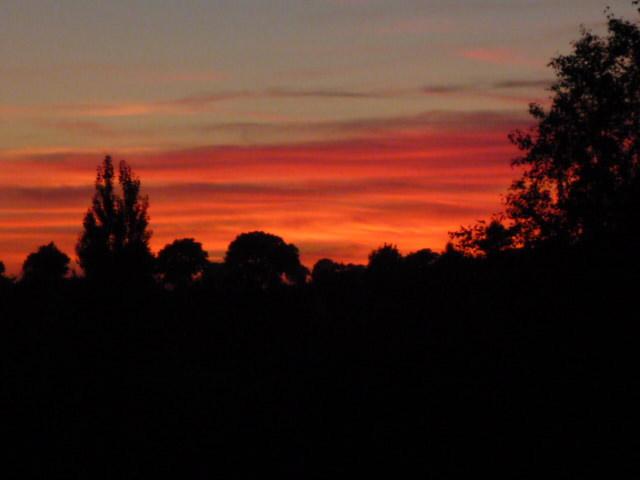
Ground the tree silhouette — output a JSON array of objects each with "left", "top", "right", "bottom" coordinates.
[
  {"left": 225, "top": 231, "right": 308, "bottom": 288},
  {"left": 156, "top": 238, "right": 209, "bottom": 289},
  {"left": 404, "top": 248, "right": 439, "bottom": 276},
  {"left": 311, "top": 258, "right": 343, "bottom": 285},
  {"left": 76, "top": 156, "right": 153, "bottom": 282},
  {"left": 505, "top": 5, "right": 640, "bottom": 247},
  {"left": 449, "top": 5, "right": 640, "bottom": 253},
  {"left": 450, "top": 218, "right": 516, "bottom": 258},
  {"left": 367, "top": 244, "right": 403, "bottom": 290},
  {"left": 0, "top": 261, "right": 11, "bottom": 289},
  {"left": 21, "top": 242, "right": 70, "bottom": 284},
  {"left": 368, "top": 244, "right": 402, "bottom": 274},
  {"left": 311, "top": 258, "right": 366, "bottom": 292}
]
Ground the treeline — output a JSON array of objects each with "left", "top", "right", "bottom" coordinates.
[
  {"left": 0, "top": 155, "right": 519, "bottom": 293},
  {"left": 0, "top": 156, "right": 459, "bottom": 292}
]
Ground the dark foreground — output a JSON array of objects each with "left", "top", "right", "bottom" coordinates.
[{"left": 1, "top": 247, "right": 634, "bottom": 478}]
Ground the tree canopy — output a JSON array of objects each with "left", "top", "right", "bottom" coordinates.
[
  {"left": 509, "top": 6, "right": 640, "bottom": 246},
  {"left": 156, "top": 238, "right": 209, "bottom": 288},
  {"left": 225, "top": 231, "right": 308, "bottom": 288},
  {"left": 453, "top": 5, "right": 640, "bottom": 255},
  {"left": 76, "top": 156, "right": 153, "bottom": 281},
  {"left": 21, "top": 242, "right": 70, "bottom": 284},
  {"left": 367, "top": 244, "right": 402, "bottom": 274},
  {"left": 0, "top": 260, "right": 11, "bottom": 289}
]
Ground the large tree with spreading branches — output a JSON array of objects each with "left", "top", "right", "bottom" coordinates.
[{"left": 453, "top": 3, "right": 640, "bottom": 255}]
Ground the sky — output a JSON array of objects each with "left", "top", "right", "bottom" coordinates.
[{"left": 1, "top": 0, "right": 637, "bottom": 274}]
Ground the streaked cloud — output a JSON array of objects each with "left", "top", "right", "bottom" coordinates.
[
  {"left": 459, "top": 48, "right": 543, "bottom": 68},
  {"left": 493, "top": 79, "right": 553, "bottom": 89},
  {"left": 2, "top": 81, "right": 549, "bottom": 122},
  {"left": 0, "top": 110, "right": 522, "bottom": 273}
]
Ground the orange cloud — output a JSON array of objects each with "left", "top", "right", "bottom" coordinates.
[{"left": 0, "top": 111, "right": 526, "bottom": 274}]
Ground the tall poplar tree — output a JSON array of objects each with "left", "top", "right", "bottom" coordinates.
[{"left": 76, "top": 156, "right": 153, "bottom": 282}]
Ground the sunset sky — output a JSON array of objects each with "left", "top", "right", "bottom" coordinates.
[{"left": 1, "top": 0, "right": 636, "bottom": 274}]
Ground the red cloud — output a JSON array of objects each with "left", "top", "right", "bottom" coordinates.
[{"left": 0, "top": 111, "right": 526, "bottom": 274}]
